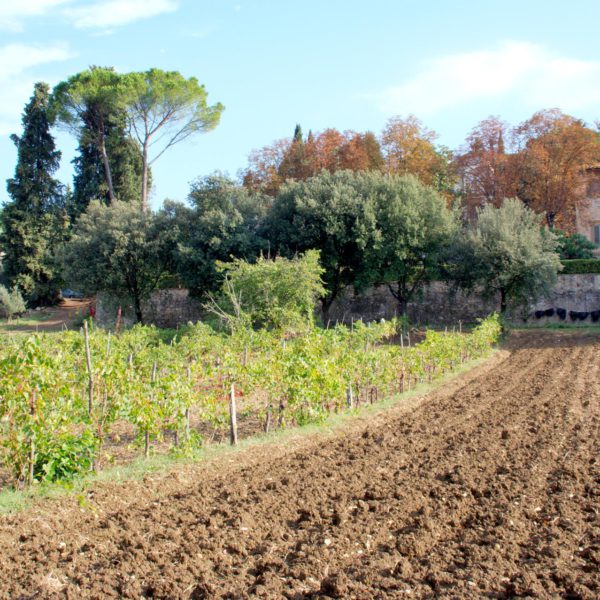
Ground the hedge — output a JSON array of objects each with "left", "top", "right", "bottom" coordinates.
[{"left": 561, "top": 259, "right": 600, "bottom": 274}]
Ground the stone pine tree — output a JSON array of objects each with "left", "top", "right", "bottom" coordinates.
[
  {"left": 70, "top": 109, "right": 147, "bottom": 220},
  {"left": 0, "top": 82, "right": 66, "bottom": 305},
  {"left": 51, "top": 67, "right": 123, "bottom": 205}
]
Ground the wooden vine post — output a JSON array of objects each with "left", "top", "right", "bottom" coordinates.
[
  {"left": 229, "top": 382, "right": 238, "bottom": 446},
  {"left": 185, "top": 366, "right": 192, "bottom": 441},
  {"left": 28, "top": 389, "right": 37, "bottom": 486},
  {"left": 83, "top": 321, "right": 94, "bottom": 415},
  {"left": 145, "top": 361, "right": 158, "bottom": 458},
  {"left": 346, "top": 384, "right": 354, "bottom": 409},
  {"left": 264, "top": 404, "right": 272, "bottom": 433}
]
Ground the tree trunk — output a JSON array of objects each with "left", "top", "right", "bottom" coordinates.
[
  {"left": 133, "top": 294, "right": 144, "bottom": 324},
  {"left": 99, "top": 137, "right": 116, "bottom": 204},
  {"left": 397, "top": 297, "right": 408, "bottom": 317},
  {"left": 500, "top": 288, "right": 507, "bottom": 314},
  {"left": 141, "top": 142, "right": 149, "bottom": 212},
  {"left": 546, "top": 212, "right": 556, "bottom": 229},
  {"left": 388, "top": 283, "right": 408, "bottom": 316}
]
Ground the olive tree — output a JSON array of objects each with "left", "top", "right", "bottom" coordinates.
[
  {"left": 457, "top": 198, "right": 561, "bottom": 313},
  {"left": 62, "top": 201, "right": 175, "bottom": 323},
  {"left": 362, "top": 174, "right": 458, "bottom": 315}
]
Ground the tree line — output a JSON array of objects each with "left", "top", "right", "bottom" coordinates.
[{"left": 0, "top": 66, "right": 598, "bottom": 320}]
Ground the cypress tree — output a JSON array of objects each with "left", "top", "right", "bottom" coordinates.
[{"left": 0, "top": 82, "right": 66, "bottom": 305}]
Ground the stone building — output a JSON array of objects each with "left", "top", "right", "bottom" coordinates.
[{"left": 575, "top": 166, "right": 600, "bottom": 255}]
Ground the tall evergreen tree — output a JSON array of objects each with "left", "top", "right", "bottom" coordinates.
[{"left": 0, "top": 82, "right": 66, "bottom": 305}]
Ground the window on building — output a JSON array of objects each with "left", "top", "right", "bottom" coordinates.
[{"left": 594, "top": 224, "right": 600, "bottom": 247}]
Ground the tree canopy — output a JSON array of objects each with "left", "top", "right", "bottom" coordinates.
[
  {"left": 456, "top": 198, "right": 562, "bottom": 313},
  {"left": 159, "top": 173, "right": 268, "bottom": 298},
  {"left": 264, "top": 170, "right": 379, "bottom": 313},
  {"left": 62, "top": 201, "right": 175, "bottom": 323},
  {"left": 50, "top": 67, "right": 125, "bottom": 205},
  {"left": 122, "top": 69, "right": 224, "bottom": 209},
  {"left": 362, "top": 174, "right": 458, "bottom": 314},
  {"left": 51, "top": 67, "right": 223, "bottom": 211}
]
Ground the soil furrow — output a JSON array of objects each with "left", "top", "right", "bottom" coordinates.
[{"left": 0, "top": 330, "right": 598, "bottom": 599}]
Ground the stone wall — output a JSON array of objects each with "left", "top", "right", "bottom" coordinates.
[
  {"left": 326, "top": 282, "right": 498, "bottom": 326},
  {"left": 327, "top": 275, "right": 600, "bottom": 326},
  {"left": 96, "top": 289, "right": 203, "bottom": 329},
  {"left": 527, "top": 274, "right": 600, "bottom": 326},
  {"left": 96, "top": 274, "right": 600, "bottom": 329}
]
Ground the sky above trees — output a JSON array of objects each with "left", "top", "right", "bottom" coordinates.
[{"left": 0, "top": 0, "right": 599, "bottom": 208}]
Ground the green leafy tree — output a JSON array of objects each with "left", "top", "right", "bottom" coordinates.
[
  {"left": 163, "top": 173, "right": 268, "bottom": 297},
  {"left": 122, "top": 69, "right": 224, "bottom": 209},
  {"left": 62, "top": 201, "right": 175, "bottom": 323},
  {"left": 0, "top": 82, "right": 66, "bottom": 305},
  {"left": 457, "top": 198, "right": 561, "bottom": 313},
  {"left": 264, "top": 170, "right": 379, "bottom": 315},
  {"left": 212, "top": 251, "right": 326, "bottom": 332},
  {"left": 51, "top": 67, "right": 124, "bottom": 204},
  {"left": 363, "top": 174, "right": 458, "bottom": 315}
]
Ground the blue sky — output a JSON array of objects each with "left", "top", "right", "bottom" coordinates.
[{"left": 1, "top": 0, "right": 599, "bottom": 209}]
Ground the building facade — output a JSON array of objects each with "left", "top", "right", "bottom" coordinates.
[{"left": 575, "top": 166, "right": 600, "bottom": 255}]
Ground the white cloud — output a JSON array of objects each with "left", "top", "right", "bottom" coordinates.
[
  {"left": 64, "top": 0, "right": 179, "bottom": 30},
  {"left": 0, "top": 43, "right": 73, "bottom": 135},
  {"left": 375, "top": 41, "right": 600, "bottom": 116},
  {"left": 0, "top": 0, "right": 72, "bottom": 32}
]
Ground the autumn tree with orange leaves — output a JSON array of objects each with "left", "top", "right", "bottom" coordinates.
[
  {"left": 243, "top": 125, "right": 384, "bottom": 195},
  {"left": 513, "top": 109, "right": 600, "bottom": 229},
  {"left": 381, "top": 115, "right": 455, "bottom": 195},
  {"left": 455, "top": 116, "right": 518, "bottom": 215}
]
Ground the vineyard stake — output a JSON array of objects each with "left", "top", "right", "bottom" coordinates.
[
  {"left": 27, "top": 389, "right": 37, "bottom": 486},
  {"left": 229, "top": 383, "right": 238, "bottom": 446},
  {"left": 145, "top": 360, "right": 158, "bottom": 458},
  {"left": 115, "top": 305, "right": 122, "bottom": 334},
  {"left": 264, "top": 404, "right": 272, "bottom": 433},
  {"left": 83, "top": 321, "right": 94, "bottom": 415},
  {"left": 346, "top": 384, "right": 354, "bottom": 409},
  {"left": 185, "top": 366, "right": 192, "bottom": 441}
]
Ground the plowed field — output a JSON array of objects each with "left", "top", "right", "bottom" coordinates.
[{"left": 0, "top": 330, "right": 598, "bottom": 599}]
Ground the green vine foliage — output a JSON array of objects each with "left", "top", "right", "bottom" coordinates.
[{"left": 0, "top": 315, "right": 501, "bottom": 486}]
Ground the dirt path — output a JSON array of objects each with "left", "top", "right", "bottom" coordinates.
[
  {"left": 0, "top": 330, "right": 598, "bottom": 599},
  {"left": 1, "top": 299, "right": 91, "bottom": 334}
]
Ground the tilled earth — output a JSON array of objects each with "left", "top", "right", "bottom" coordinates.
[{"left": 0, "top": 330, "right": 599, "bottom": 599}]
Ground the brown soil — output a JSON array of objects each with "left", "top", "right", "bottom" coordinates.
[{"left": 0, "top": 330, "right": 598, "bottom": 599}]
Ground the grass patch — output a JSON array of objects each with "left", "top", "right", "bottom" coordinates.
[{"left": 0, "top": 350, "right": 496, "bottom": 514}]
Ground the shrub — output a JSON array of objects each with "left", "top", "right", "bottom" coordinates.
[
  {"left": 560, "top": 259, "right": 600, "bottom": 274},
  {"left": 555, "top": 230, "right": 596, "bottom": 259},
  {"left": 213, "top": 250, "right": 326, "bottom": 332},
  {"left": 34, "top": 429, "right": 98, "bottom": 483},
  {"left": 0, "top": 285, "right": 26, "bottom": 319}
]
